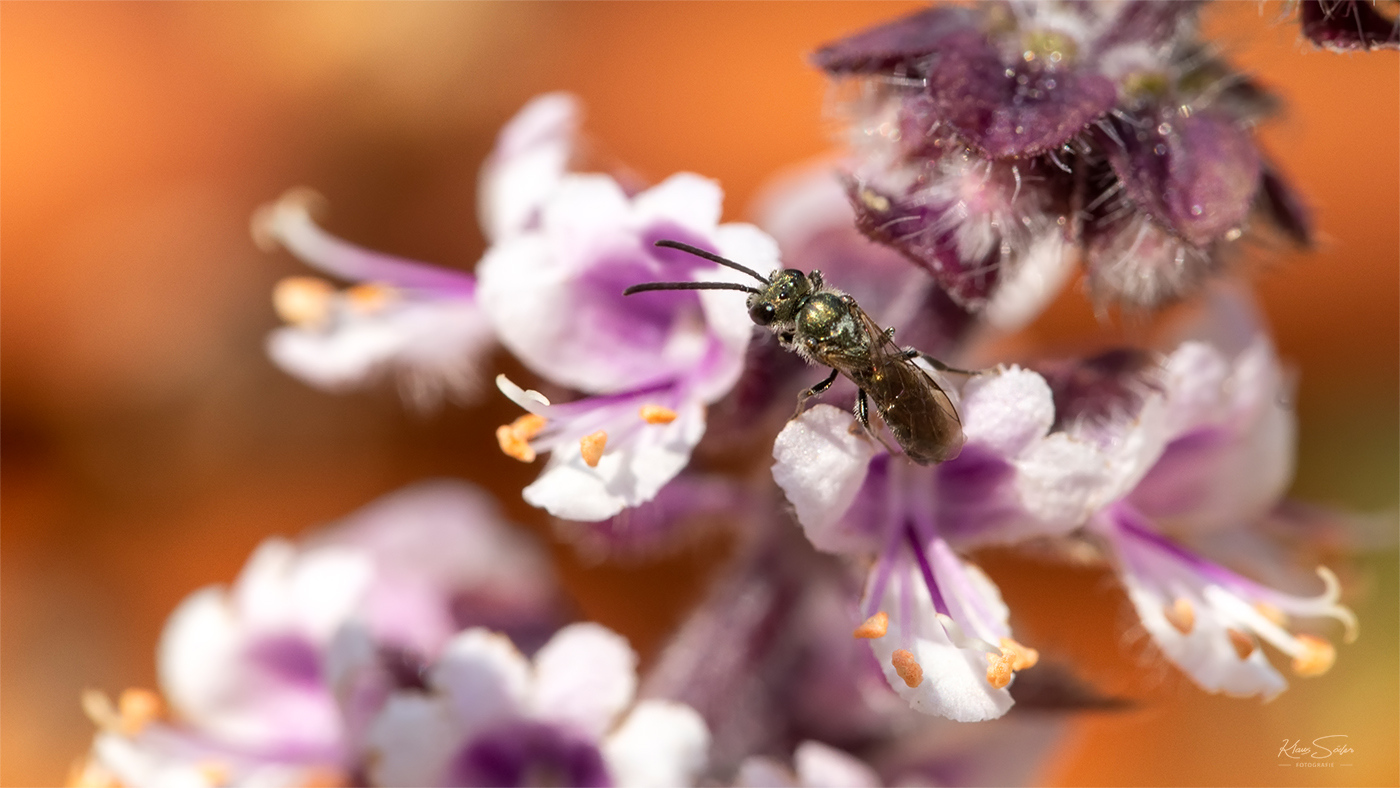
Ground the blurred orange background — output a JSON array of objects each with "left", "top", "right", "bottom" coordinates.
[{"left": 2, "top": 3, "right": 1395, "bottom": 786}]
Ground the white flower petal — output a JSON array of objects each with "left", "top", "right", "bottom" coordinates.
[
  {"left": 1160, "top": 341, "right": 1231, "bottom": 435},
  {"left": 230, "top": 539, "right": 299, "bottom": 625},
  {"left": 157, "top": 583, "right": 344, "bottom": 751},
  {"left": 602, "top": 700, "right": 710, "bottom": 788},
  {"left": 631, "top": 173, "right": 723, "bottom": 234},
  {"left": 772, "top": 405, "right": 881, "bottom": 554},
  {"left": 480, "top": 92, "right": 581, "bottom": 241},
  {"left": 734, "top": 757, "right": 799, "bottom": 788},
  {"left": 793, "top": 741, "right": 881, "bottom": 788},
  {"left": 364, "top": 694, "right": 461, "bottom": 788},
  {"left": 1013, "top": 432, "right": 1108, "bottom": 533},
  {"left": 157, "top": 587, "right": 242, "bottom": 731},
  {"left": 1131, "top": 337, "right": 1295, "bottom": 532},
  {"left": 1123, "top": 581, "right": 1287, "bottom": 699},
  {"left": 286, "top": 547, "right": 376, "bottom": 640},
  {"left": 431, "top": 628, "right": 532, "bottom": 736},
  {"left": 539, "top": 174, "right": 633, "bottom": 247},
  {"left": 866, "top": 565, "right": 1014, "bottom": 722},
  {"left": 267, "top": 298, "right": 494, "bottom": 410},
  {"left": 532, "top": 623, "right": 638, "bottom": 738},
  {"left": 522, "top": 399, "right": 706, "bottom": 521},
  {"left": 869, "top": 629, "right": 1013, "bottom": 723},
  {"left": 1092, "top": 393, "right": 1171, "bottom": 505},
  {"left": 958, "top": 366, "right": 1054, "bottom": 458}
]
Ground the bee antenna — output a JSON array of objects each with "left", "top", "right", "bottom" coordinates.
[
  {"left": 654, "top": 240, "right": 769, "bottom": 284},
  {"left": 623, "top": 281, "right": 761, "bottom": 296}
]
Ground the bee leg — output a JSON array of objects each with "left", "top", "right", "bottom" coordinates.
[
  {"left": 917, "top": 353, "right": 983, "bottom": 376},
  {"left": 852, "top": 389, "right": 901, "bottom": 454},
  {"left": 884, "top": 327, "right": 896, "bottom": 341},
  {"left": 794, "top": 367, "right": 840, "bottom": 419}
]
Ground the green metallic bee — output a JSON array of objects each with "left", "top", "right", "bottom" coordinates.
[{"left": 624, "top": 240, "right": 966, "bottom": 465}]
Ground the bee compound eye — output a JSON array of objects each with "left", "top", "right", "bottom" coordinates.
[{"left": 750, "top": 301, "right": 777, "bottom": 326}]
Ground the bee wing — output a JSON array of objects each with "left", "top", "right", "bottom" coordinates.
[
  {"left": 843, "top": 304, "right": 964, "bottom": 464},
  {"left": 852, "top": 305, "right": 962, "bottom": 420}
]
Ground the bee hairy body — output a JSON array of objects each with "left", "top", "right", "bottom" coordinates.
[{"left": 624, "top": 240, "right": 967, "bottom": 465}]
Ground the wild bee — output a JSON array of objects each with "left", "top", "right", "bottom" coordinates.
[{"left": 624, "top": 240, "right": 966, "bottom": 465}]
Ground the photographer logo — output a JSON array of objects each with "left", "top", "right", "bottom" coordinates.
[{"left": 1278, "top": 735, "right": 1355, "bottom": 767}]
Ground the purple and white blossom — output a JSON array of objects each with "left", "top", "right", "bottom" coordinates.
[
  {"left": 1062, "top": 334, "right": 1359, "bottom": 698},
  {"left": 481, "top": 171, "right": 780, "bottom": 521},
  {"left": 478, "top": 92, "right": 583, "bottom": 242},
  {"left": 108, "top": 4, "right": 1385, "bottom": 784},
  {"left": 770, "top": 363, "right": 1110, "bottom": 720},
  {"left": 145, "top": 481, "right": 560, "bottom": 774},
  {"left": 254, "top": 189, "right": 493, "bottom": 410},
  {"left": 364, "top": 623, "right": 709, "bottom": 788},
  {"left": 813, "top": 1, "right": 1314, "bottom": 310}
]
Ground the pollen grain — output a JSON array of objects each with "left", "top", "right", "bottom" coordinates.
[
  {"left": 1226, "top": 628, "right": 1257, "bottom": 660},
  {"left": 986, "top": 650, "right": 1015, "bottom": 689},
  {"left": 580, "top": 431, "right": 608, "bottom": 467},
  {"left": 891, "top": 649, "right": 923, "bottom": 688},
  {"left": 853, "top": 611, "right": 889, "bottom": 639},
  {"left": 344, "top": 283, "right": 398, "bottom": 314},
  {"left": 496, "top": 414, "right": 546, "bottom": 463},
  {"left": 639, "top": 404, "right": 679, "bottom": 424},
  {"left": 1163, "top": 597, "right": 1195, "bottom": 635},
  {"left": 116, "top": 687, "right": 162, "bottom": 734},
  {"left": 999, "top": 637, "right": 1039, "bottom": 671},
  {"left": 1291, "top": 634, "right": 1336, "bottom": 677},
  {"left": 273, "top": 276, "right": 335, "bottom": 327}
]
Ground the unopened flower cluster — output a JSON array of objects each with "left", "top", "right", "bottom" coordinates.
[{"left": 75, "top": 2, "right": 1384, "bottom": 786}]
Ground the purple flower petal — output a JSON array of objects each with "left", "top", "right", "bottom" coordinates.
[
  {"left": 845, "top": 178, "right": 1002, "bottom": 306},
  {"left": 1300, "top": 0, "right": 1400, "bottom": 51},
  {"left": 811, "top": 6, "right": 977, "bottom": 75},
  {"left": 245, "top": 633, "right": 324, "bottom": 690},
  {"left": 926, "top": 30, "right": 1118, "bottom": 159},
  {"left": 1101, "top": 111, "right": 1261, "bottom": 248},
  {"left": 451, "top": 721, "right": 612, "bottom": 788}
]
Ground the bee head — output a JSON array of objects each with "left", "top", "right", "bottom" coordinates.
[{"left": 747, "top": 269, "right": 811, "bottom": 327}]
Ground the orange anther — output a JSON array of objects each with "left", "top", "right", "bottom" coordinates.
[
  {"left": 580, "top": 431, "right": 607, "bottom": 467},
  {"left": 117, "top": 687, "right": 162, "bottom": 734},
  {"left": 496, "top": 415, "right": 547, "bottom": 463},
  {"left": 1163, "top": 597, "right": 1195, "bottom": 635},
  {"left": 853, "top": 611, "right": 888, "bottom": 639},
  {"left": 891, "top": 649, "right": 923, "bottom": 688},
  {"left": 999, "top": 637, "right": 1039, "bottom": 671},
  {"left": 986, "top": 650, "right": 1014, "bottom": 689},
  {"left": 496, "top": 425, "right": 536, "bottom": 462},
  {"left": 1227, "top": 628, "right": 1256, "bottom": 660},
  {"left": 272, "top": 276, "right": 334, "bottom": 327},
  {"left": 344, "top": 283, "right": 397, "bottom": 314},
  {"left": 510, "top": 414, "right": 547, "bottom": 440},
  {"left": 639, "top": 404, "right": 678, "bottom": 424},
  {"left": 196, "top": 761, "right": 230, "bottom": 787},
  {"left": 1291, "top": 635, "right": 1336, "bottom": 677}
]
